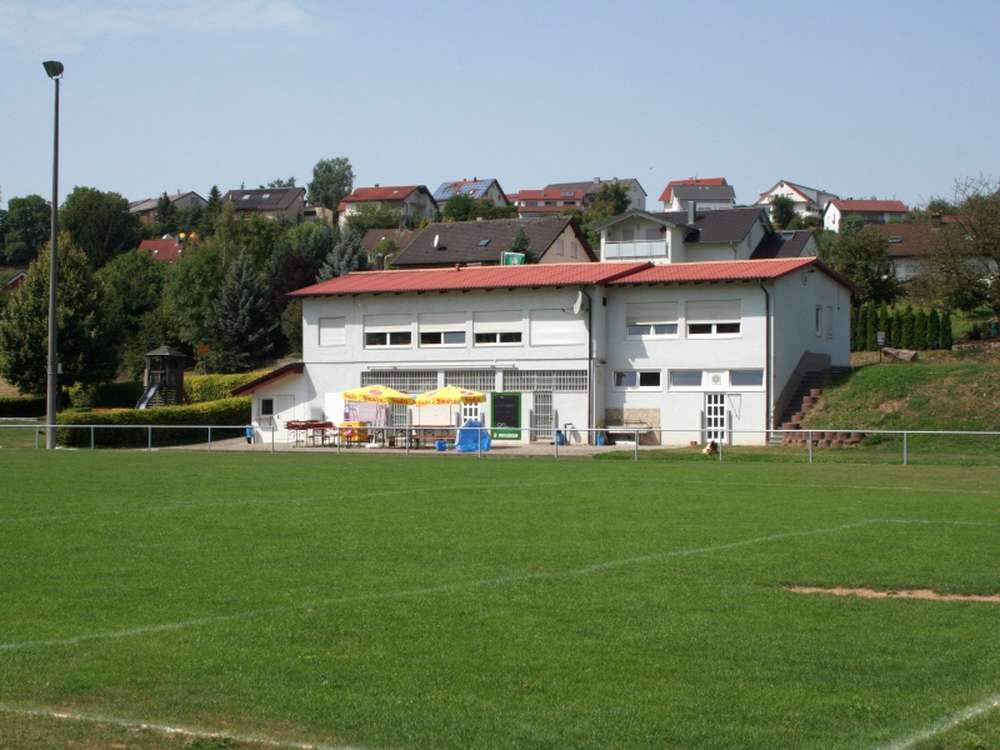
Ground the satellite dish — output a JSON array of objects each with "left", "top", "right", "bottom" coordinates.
[
  {"left": 572, "top": 290, "right": 584, "bottom": 316},
  {"left": 433, "top": 234, "right": 440, "bottom": 248}
]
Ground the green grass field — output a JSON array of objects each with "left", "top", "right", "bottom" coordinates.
[{"left": 1, "top": 450, "right": 998, "bottom": 749}]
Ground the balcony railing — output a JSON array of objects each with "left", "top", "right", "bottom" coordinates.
[{"left": 603, "top": 240, "right": 668, "bottom": 260}]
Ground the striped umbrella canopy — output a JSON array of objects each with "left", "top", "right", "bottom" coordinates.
[
  {"left": 341, "top": 384, "right": 415, "bottom": 405},
  {"left": 415, "top": 385, "right": 487, "bottom": 406}
]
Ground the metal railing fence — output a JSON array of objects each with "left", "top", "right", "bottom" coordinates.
[{"left": 2, "top": 421, "right": 1000, "bottom": 465}]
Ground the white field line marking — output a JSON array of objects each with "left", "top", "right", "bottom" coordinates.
[
  {"left": 631, "top": 477, "right": 999, "bottom": 497},
  {"left": 882, "top": 518, "right": 1000, "bottom": 528},
  {"left": 0, "top": 476, "right": 608, "bottom": 525},
  {"left": 0, "top": 702, "right": 366, "bottom": 750},
  {"left": 876, "top": 693, "right": 1000, "bottom": 750},
  {"left": 0, "top": 520, "right": 875, "bottom": 654}
]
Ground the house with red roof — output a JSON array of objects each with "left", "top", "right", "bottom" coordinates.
[
  {"left": 822, "top": 199, "right": 909, "bottom": 233},
  {"left": 337, "top": 185, "right": 438, "bottom": 229},
  {"left": 509, "top": 188, "right": 588, "bottom": 218},
  {"left": 138, "top": 237, "right": 184, "bottom": 263},
  {"left": 755, "top": 180, "right": 839, "bottom": 221},
  {"left": 236, "top": 245, "right": 851, "bottom": 448},
  {"left": 659, "top": 178, "right": 735, "bottom": 212}
]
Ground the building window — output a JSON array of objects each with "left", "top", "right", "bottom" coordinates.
[
  {"left": 418, "top": 312, "right": 466, "bottom": 348},
  {"left": 826, "top": 305, "right": 834, "bottom": 339},
  {"left": 669, "top": 370, "right": 703, "bottom": 389},
  {"left": 815, "top": 305, "right": 823, "bottom": 337},
  {"left": 614, "top": 370, "right": 661, "bottom": 390},
  {"left": 730, "top": 369, "right": 764, "bottom": 387},
  {"left": 260, "top": 398, "right": 274, "bottom": 415},
  {"left": 686, "top": 300, "right": 741, "bottom": 337},
  {"left": 473, "top": 310, "right": 522, "bottom": 347},
  {"left": 626, "top": 302, "right": 679, "bottom": 338},
  {"left": 364, "top": 314, "right": 412, "bottom": 348},
  {"left": 318, "top": 317, "right": 346, "bottom": 347}
]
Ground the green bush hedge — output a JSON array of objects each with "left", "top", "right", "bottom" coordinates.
[
  {"left": 0, "top": 395, "right": 46, "bottom": 417},
  {"left": 68, "top": 381, "right": 145, "bottom": 409},
  {"left": 57, "top": 397, "right": 251, "bottom": 448},
  {"left": 185, "top": 371, "right": 268, "bottom": 403}
]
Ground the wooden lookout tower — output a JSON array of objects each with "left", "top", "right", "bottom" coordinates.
[{"left": 137, "top": 346, "right": 188, "bottom": 408}]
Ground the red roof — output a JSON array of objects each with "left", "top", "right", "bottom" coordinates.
[
  {"left": 515, "top": 188, "right": 586, "bottom": 202},
  {"left": 608, "top": 257, "right": 853, "bottom": 290},
  {"left": 659, "top": 177, "right": 728, "bottom": 203},
  {"left": 830, "top": 199, "right": 908, "bottom": 214},
  {"left": 138, "top": 239, "right": 183, "bottom": 262},
  {"left": 342, "top": 186, "right": 421, "bottom": 203},
  {"left": 231, "top": 363, "right": 304, "bottom": 395},
  {"left": 290, "top": 263, "right": 650, "bottom": 296},
  {"left": 290, "top": 258, "right": 855, "bottom": 296}
]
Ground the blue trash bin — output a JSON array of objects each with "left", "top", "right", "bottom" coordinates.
[
  {"left": 555, "top": 430, "right": 566, "bottom": 446},
  {"left": 435, "top": 439, "right": 447, "bottom": 452}
]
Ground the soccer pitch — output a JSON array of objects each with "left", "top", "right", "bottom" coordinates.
[{"left": 1, "top": 451, "right": 998, "bottom": 750}]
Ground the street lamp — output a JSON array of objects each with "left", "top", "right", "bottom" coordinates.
[{"left": 43, "top": 60, "right": 63, "bottom": 449}]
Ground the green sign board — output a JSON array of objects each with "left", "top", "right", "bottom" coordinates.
[
  {"left": 490, "top": 392, "right": 521, "bottom": 439},
  {"left": 501, "top": 251, "right": 526, "bottom": 266}
]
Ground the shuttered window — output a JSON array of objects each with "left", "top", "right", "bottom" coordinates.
[
  {"left": 364, "top": 314, "right": 412, "bottom": 348},
  {"left": 473, "top": 311, "right": 522, "bottom": 346},
  {"left": 418, "top": 312, "right": 466, "bottom": 347},
  {"left": 626, "top": 302, "right": 679, "bottom": 338},
  {"left": 529, "top": 309, "right": 586, "bottom": 346},
  {"left": 686, "top": 300, "right": 741, "bottom": 337},
  {"left": 318, "top": 317, "right": 345, "bottom": 347}
]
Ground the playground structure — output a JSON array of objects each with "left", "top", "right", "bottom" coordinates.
[{"left": 136, "top": 346, "right": 188, "bottom": 409}]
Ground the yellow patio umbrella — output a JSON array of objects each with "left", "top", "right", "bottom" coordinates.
[
  {"left": 342, "top": 384, "right": 415, "bottom": 405},
  {"left": 414, "top": 385, "right": 487, "bottom": 406}
]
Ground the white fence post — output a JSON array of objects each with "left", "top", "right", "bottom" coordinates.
[
  {"left": 903, "top": 431, "right": 908, "bottom": 465},
  {"left": 633, "top": 430, "right": 639, "bottom": 461},
  {"left": 90, "top": 425, "right": 94, "bottom": 450},
  {"left": 147, "top": 426, "right": 152, "bottom": 451},
  {"left": 807, "top": 431, "right": 813, "bottom": 464}
]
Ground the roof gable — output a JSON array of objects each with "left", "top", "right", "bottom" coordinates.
[
  {"left": 222, "top": 187, "right": 305, "bottom": 211},
  {"left": 659, "top": 177, "right": 728, "bottom": 203},
  {"left": 432, "top": 178, "right": 505, "bottom": 203},
  {"left": 343, "top": 185, "right": 434, "bottom": 205}
]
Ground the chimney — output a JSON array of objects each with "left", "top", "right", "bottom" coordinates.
[
  {"left": 374, "top": 183, "right": 380, "bottom": 188},
  {"left": 687, "top": 200, "right": 696, "bottom": 224}
]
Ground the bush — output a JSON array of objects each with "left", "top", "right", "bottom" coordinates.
[
  {"left": 57, "top": 397, "right": 250, "bottom": 448},
  {"left": 0, "top": 394, "right": 45, "bottom": 417},
  {"left": 68, "top": 381, "right": 144, "bottom": 409},
  {"left": 185, "top": 371, "right": 268, "bottom": 403}
]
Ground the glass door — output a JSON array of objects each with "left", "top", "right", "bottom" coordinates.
[{"left": 705, "top": 393, "right": 726, "bottom": 443}]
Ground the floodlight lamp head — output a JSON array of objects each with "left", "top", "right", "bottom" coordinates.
[{"left": 43, "top": 60, "right": 64, "bottom": 79}]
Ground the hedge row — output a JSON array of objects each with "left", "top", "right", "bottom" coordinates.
[
  {"left": 185, "top": 371, "right": 268, "bottom": 403},
  {"left": 851, "top": 304, "right": 954, "bottom": 352},
  {"left": 0, "top": 395, "right": 46, "bottom": 418},
  {"left": 68, "top": 381, "right": 145, "bottom": 409},
  {"left": 57, "top": 397, "right": 251, "bottom": 448}
]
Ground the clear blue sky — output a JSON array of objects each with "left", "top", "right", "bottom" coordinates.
[{"left": 2, "top": 0, "right": 998, "bottom": 210}]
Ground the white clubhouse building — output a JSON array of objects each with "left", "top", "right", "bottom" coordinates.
[{"left": 239, "top": 206, "right": 852, "bottom": 446}]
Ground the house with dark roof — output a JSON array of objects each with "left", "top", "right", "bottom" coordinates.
[
  {"left": 337, "top": 185, "right": 438, "bottom": 229},
  {"left": 360, "top": 228, "right": 419, "bottom": 269},
  {"left": 432, "top": 178, "right": 508, "bottom": 208},
  {"left": 867, "top": 221, "right": 951, "bottom": 281},
  {"left": 597, "top": 205, "right": 816, "bottom": 264},
  {"left": 755, "top": 180, "right": 839, "bottom": 220},
  {"left": 822, "top": 199, "right": 909, "bottom": 233},
  {"left": 390, "top": 217, "right": 595, "bottom": 268},
  {"left": 222, "top": 187, "right": 306, "bottom": 222},
  {"left": 659, "top": 178, "right": 735, "bottom": 211},
  {"left": 128, "top": 191, "right": 208, "bottom": 227}
]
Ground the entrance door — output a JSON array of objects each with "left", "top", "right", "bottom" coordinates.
[
  {"left": 490, "top": 392, "right": 521, "bottom": 440},
  {"left": 532, "top": 391, "right": 553, "bottom": 441},
  {"left": 460, "top": 402, "right": 481, "bottom": 424},
  {"left": 704, "top": 393, "right": 727, "bottom": 443}
]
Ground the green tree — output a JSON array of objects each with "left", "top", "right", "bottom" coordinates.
[
  {"left": 0, "top": 236, "right": 116, "bottom": 392},
  {"left": 3, "top": 194, "right": 51, "bottom": 265},
  {"left": 162, "top": 240, "right": 225, "bottom": 348},
  {"left": 345, "top": 203, "right": 402, "bottom": 234},
  {"left": 308, "top": 157, "right": 354, "bottom": 211},
  {"left": 913, "top": 309, "right": 929, "bottom": 349},
  {"left": 827, "top": 227, "right": 900, "bottom": 305},
  {"left": 372, "top": 237, "right": 398, "bottom": 269},
  {"left": 318, "top": 228, "right": 368, "bottom": 280},
  {"left": 578, "top": 183, "right": 632, "bottom": 248},
  {"left": 891, "top": 308, "right": 904, "bottom": 348},
  {"left": 770, "top": 196, "right": 796, "bottom": 229},
  {"left": 927, "top": 309, "right": 941, "bottom": 350},
  {"left": 940, "top": 311, "right": 954, "bottom": 349},
  {"left": 233, "top": 214, "right": 285, "bottom": 268},
  {"left": 442, "top": 194, "right": 517, "bottom": 222},
  {"left": 864, "top": 303, "right": 877, "bottom": 350},
  {"left": 849, "top": 306, "right": 859, "bottom": 351},
  {"left": 280, "top": 299, "right": 303, "bottom": 355},
  {"left": 900, "top": 306, "right": 915, "bottom": 349},
  {"left": 60, "top": 186, "right": 141, "bottom": 268},
  {"left": 153, "top": 193, "right": 179, "bottom": 235},
  {"left": 266, "top": 177, "right": 296, "bottom": 188},
  {"left": 206, "top": 252, "right": 281, "bottom": 373},
  {"left": 96, "top": 251, "right": 167, "bottom": 343},
  {"left": 199, "top": 185, "right": 223, "bottom": 237}
]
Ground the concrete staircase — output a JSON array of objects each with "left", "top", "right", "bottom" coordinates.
[{"left": 771, "top": 368, "right": 863, "bottom": 448}]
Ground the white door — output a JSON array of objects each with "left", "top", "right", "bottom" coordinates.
[
  {"left": 460, "top": 403, "right": 481, "bottom": 424},
  {"left": 273, "top": 394, "right": 296, "bottom": 440},
  {"left": 705, "top": 393, "right": 726, "bottom": 443}
]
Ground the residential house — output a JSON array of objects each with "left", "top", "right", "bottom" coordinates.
[
  {"left": 222, "top": 187, "right": 306, "bottom": 221},
  {"left": 128, "top": 191, "right": 208, "bottom": 227},
  {"left": 545, "top": 178, "right": 647, "bottom": 211},
  {"left": 139, "top": 237, "right": 184, "bottom": 263},
  {"left": 598, "top": 205, "right": 817, "bottom": 264},
  {"left": 337, "top": 185, "right": 438, "bottom": 229},
  {"left": 432, "top": 178, "right": 509, "bottom": 208},
  {"left": 659, "top": 177, "right": 735, "bottom": 211},
  {"left": 755, "top": 180, "right": 839, "bottom": 220},
  {"left": 237, "top": 258, "right": 851, "bottom": 448},
  {"left": 302, "top": 205, "right": 337, "bottom": 226},
  {"left": 390, "top": 217, "right": 595, "bottom": 268},
  {"left": 823, "top": 199, "right": 909, "bottom": 233},
  {"left": 510, "top": 188, "right": 587, "bottom": 218},
  {"left": 360, "top": 228, "right": 419, "bottom": 269}
]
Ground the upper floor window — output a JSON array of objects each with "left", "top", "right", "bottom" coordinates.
[
  {"left": 418, "top": 312, "right": 466, "bottom": 348},
  {"left": 364, "top": 314, "right": 412, "bottom": 348},
  {"left": 614, "top": 370, "right": 661, "bottom": 390},
  {"left": 318, "top": 317, "right": 346, "bottom": 347},
  {"left": 686, "top": 300, "right": 741, "bottom": 337},
  {"left": 626, "top": 302, "right": 679, "bottom": 338},
  {"left": 473, "top": 310, "right": 522, "bottom": 346}
]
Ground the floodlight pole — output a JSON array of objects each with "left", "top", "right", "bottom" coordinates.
[{"left": 44, "top": 61, "right": 64, "bottom": 450}]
